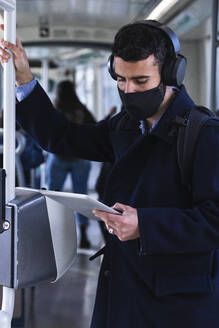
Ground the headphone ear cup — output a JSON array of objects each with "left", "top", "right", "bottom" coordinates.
[
  {"left": 162, "top": 55, "right": 187, "bottom": 87},
  {"left": 107, "top": 55, "right": 117, "bottom": 80}
]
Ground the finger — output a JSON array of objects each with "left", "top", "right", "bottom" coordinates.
[
  {"left": 0, "top": 49, "right": 11, "bottom": 61},
  {"left": 112, "top": 202, "right": 127, "bottom": 213},
  {"left": 1, "top": 40, "right": 20, "bottom": 56},
  {"left": 16, "top": 37, "right": 23, "bottom": 50},
  {"left": 108, "top": 226, "right": 117, "bottom": 236},
  {"left": 92, "top": 209, "right": 111, "bottom": 222},
  {"left": 105, "top": 218, "right": 120, "bottom": 230},
  {"left": 0, "top": 24, "right": 4, "bottom": 31},
  {"left": 105, "top": 224, "right": 117, "bottom": 233},
  {"left": 0, "top": 46, "right": 10, "bottom": 56},
  {"left": 93, "top": 209, "right": 122, "bottom": 222},
  {"left": 107, "top": 223, "right": 118, "bottom": 235},
  {"left": 0, "top": 55, "right": 7, "bottom": 64},
  {"left": 93, "top": 213, "right": 122, "bottom": 234},
  {"left": 0, "top": 56, "right": 7, "bottom": 64}
]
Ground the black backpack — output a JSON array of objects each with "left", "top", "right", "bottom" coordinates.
[{"left": 176, "top": 106, "right": 219, "bottom": 190}]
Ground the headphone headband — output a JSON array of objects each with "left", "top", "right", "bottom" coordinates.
[
  {"left": 115, "top": 20, "right": 181, "bottom": 56},
  {"left": 108, "top": 20, "right": 187, "bottom": 87}
]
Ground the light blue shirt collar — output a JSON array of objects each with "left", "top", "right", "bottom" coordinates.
[{"left": 140, "top": 114, "right": 163, "bottom": 134}]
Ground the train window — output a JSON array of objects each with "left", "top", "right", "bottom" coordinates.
[
  {"left": 101, "top": 64, "right": 121, "bottom": 118},
  {"left": 24, "top": 46, "right": 120, "bottom": 120},
  {"left": 75, "top": 59, "right": 121, "bottom": 120},
  {"left": 76, "top": 63, "right": 95, "bottom": 116}
]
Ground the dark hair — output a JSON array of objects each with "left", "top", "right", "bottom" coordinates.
[
  {"left": 54, "top": 80, "right": 85, "bottom": 114},
  {"left": 54, "top": 80, "right": 96, "bottom": 124},
  {"left": 112, "top": 23, "right": 175, "bottom": 71}
]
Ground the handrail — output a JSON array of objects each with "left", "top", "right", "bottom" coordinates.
[{"left": 0, "top": 0, "right": 16, "bottom": 327}]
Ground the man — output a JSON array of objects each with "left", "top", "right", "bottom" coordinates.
[{"left": 1, "top": 21, "right": 219, "bottom": 328}]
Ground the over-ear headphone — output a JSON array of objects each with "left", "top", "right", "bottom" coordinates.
[{"left": 108, "top": 20, "right": 187, "bottom": 87}]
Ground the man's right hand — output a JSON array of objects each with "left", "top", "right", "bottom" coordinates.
[{"left": 0, "top": 24, "right": 33, "bottom": 86}]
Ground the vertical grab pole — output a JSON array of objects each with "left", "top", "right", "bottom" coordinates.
[
  {"left": 40, "top": 59, "right": 49, "bottom": 187},
  {"left": 0, "top": 0, "right": 16, "bottom": 327},
  {"left": 3, "top": 0, "right": 16, "bottom": 201},
  {"left": 94, "top": 61, "right": 103, "bottom": 121}
]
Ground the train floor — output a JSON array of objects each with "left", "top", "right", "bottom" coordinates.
[{"left": 13, "top": 218, "right": 105, "bottom": 328}]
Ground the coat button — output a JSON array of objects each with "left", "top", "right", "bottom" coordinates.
[{"left": 104, "top": 270, "right": 109, "bottom": 277}]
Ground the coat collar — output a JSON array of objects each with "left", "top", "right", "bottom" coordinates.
[{"left": 150, "top": 85, "right": 195, "bottom": 144}]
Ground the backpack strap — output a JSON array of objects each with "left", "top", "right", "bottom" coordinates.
[{"left": 177, "top": 106, "right": 219, "bottom": 190}]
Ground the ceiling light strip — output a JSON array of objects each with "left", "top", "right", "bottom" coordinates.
[{"left": 146, "top": 0, "right": 179, "bottom": 20}]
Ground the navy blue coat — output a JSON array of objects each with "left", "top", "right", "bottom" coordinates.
[{"left": 16, "top": 83, "right": 219, "bottom": 328}]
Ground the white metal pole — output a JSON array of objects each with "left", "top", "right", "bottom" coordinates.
[
  {"left": 94, "top": 61, "right": 103, "bottom": 121},
  {"left": 42, "top": 59, "right": 49, "bottom": 93},
  {"left": 3, "top": 4, "right": 16, "bottom": 202},
  {"left": 40, "top": 59, "right": 49, "bottom": 187},
  {"left": 0, "top": 1, "right": 16, "bottom": 327}
]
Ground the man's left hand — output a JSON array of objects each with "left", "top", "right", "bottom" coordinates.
[{"left": 93, "top": 203, "right": 140, "bottom": 241}]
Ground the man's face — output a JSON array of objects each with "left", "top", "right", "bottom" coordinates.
[{"left": 114, "top": 54, "right": 161, "bottom": 93}]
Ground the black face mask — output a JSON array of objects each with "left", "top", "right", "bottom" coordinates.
[{"left": 118, "top": 84, "right": 166, "bottom": 121}]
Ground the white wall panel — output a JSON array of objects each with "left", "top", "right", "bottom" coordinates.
[
  {"left": 181, "top": 40, "right": 199, "bottom": 104},
  {"left": 181, "top": 17, "right": 211, "bottom": 108}
]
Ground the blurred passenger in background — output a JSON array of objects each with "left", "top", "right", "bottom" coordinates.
[
  {"left": 20, "top": 132, "right": 44, "bottom": 187},
  {"left": 46, "top": 80, "right": 96, "bottom": 249}
]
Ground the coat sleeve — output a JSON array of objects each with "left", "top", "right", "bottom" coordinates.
[
  {"left": 138, "top": 121, "right": 219, "bottom": 255},
  {"left": 16, "top": 82, "right": 114, "bottom": 163}
]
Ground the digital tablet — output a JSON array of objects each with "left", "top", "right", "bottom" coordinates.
[{"left": 16, "top": 187, "right": 120, "bottom": 220}]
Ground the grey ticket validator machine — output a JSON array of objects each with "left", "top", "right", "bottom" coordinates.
[
  {"left": 0, "top": 182, "right": 78, "bottom": 289},
  {"left": 0, "top": 171, "right": 78, "bottom": 328}
]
